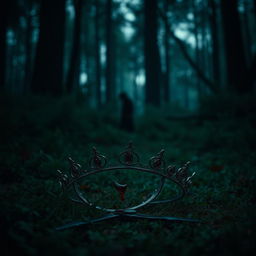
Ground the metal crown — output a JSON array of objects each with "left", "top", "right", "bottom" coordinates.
[{"left": 56, "top": 142, "right": 198, "bottom": 230}]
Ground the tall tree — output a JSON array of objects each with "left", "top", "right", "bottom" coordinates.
[
  {"left": 221, "top": 0, "right": 248, "bottom": 93},
  {"left": 0, "top": 0, "right": 8, "bottom": 90},
  {"left": 144, "top": 0, "right": 161, "bottom": 106},
  {"left": 201, "top": 1, "right": 212, "bottom": 84},
  {"left": 31, "top": 0, "right": 65, "bottom": 96},
  {"left": 254, "top": 0, "right": 256, "bottom": 17},
  {"left": 24, "top": 0, "right": 33, "bottom": 93},
  {"left": 95, "top": 0, "right": 102, "bottom": 106},
  {"left": 241, "top": 0, "right": 253, "bottom": 66},
  {"left": 163, "top": 0, "right": 170, "bottom": 103},
  {"left": 209, "top": 0, "right": 220, "bottom": 86},
  {"left": 105, "top": 0, "right": 115, "bottom": 103},
  {"left": 192, "top": 0, "right": 202, "bottom": 97},
  {"left": 66, "top": 0, "right": 82, "bottom": 93}
]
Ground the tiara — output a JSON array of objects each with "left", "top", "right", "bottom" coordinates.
[{"left": 56, "top": 142, "right": 199, "bottom": 230}]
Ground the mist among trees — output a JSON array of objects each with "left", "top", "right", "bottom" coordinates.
[{"left": 1, "top": 0, "right": 255, "bottom": 107}]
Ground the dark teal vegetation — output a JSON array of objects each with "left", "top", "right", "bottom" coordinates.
[{"left": 1, "top": 95, "right": 256, "bottom": 256}]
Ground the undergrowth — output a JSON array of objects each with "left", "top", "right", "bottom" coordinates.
[{"left": 0, "top": 94, "right": 256, "bottom": 256}]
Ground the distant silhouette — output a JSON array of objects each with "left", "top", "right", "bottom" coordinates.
[{"left": 119, "top": 92, "right": 134, "bottom": 132}]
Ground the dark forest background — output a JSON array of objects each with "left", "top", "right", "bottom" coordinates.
[
  {"left": 1, "top": 0, "right": 255, "bottom": 104},
  {"left": 0, "top": 0, "right": 256, "bottom": 255}
]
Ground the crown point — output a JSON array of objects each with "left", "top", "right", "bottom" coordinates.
[
  {"left": 184, "top": 161, "right": 191, "bottom": 167},
  {"left": 57, "top": 169, "right": 62, "bottom": 175},
  {"left": 157, "top": 149, "right": 165, "bottom": 158},
  {"left": 167, "top": 165, "right": 176, "bottom": 176}
]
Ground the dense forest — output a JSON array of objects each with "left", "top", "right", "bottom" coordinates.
[{"left": 1, "top": 0, "right": 256, "bottom": 255}]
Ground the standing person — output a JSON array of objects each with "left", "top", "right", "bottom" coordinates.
[{"left": 119, "top": 92, "right": 134, "bottom": 132}]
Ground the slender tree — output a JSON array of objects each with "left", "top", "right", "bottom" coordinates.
[
  {"left": 163, "top": 0, "right": 170, "bottom": 103},
  {"left": 241, "top": 1, "right": 253, "bottom": 66},
  {"left": 221, "top": 0, "right": 248, "bottom": 93},
  {"left": 105, "top": 0, "right": 115, "bottom": 103},
  {"left": 209, "top": 0, "right": 220, "bottom": 86},
  {"left": 66, "top": 0, "right": 83, "bottom": 93},
  {"left": 192, "top": 0, "right": 202, "bottom": 97},
  {"left": 31, "top": 0, "right": 66, "bottom": 96},
  {"left": 254, "top": 0, "right": 256, "bottom": 17},
  {"left": 144, "top": 0, "right": 161, "bottom": 106},
  {"left": 24, "top": 0, "right": 33, "bottom": 93},
  {"left": 0, "top": 0, "right": 8, "bottom": 90},
  {"left": 95, "top": 0, "right": 102, "bottom": 106},
  {"left": 245, "top": 56, "right": 256, "bottom": 91},
  {"left": 201, "top": 1, "right": 212, "bottom": 84}
]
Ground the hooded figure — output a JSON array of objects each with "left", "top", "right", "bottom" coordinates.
[{"left": 119, "top": 92, "right": 134, "bottom": 132}]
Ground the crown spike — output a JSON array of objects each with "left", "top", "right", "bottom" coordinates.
[{"left": 150, "top": 149, "right": 165, "bottom": 169}]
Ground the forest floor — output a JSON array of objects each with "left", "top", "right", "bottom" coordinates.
[{"left": 0, "top": 95, "right": 256, "bottom": 256}]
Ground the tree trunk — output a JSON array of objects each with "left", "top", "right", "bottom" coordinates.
[
  {"left": 202, "top": 2, "right": 212, "bottom": 87},
  {"left": 163, "top": 0, "right": 170, "bottom": 103},
  {"left": 105, "top": 0, "right": 115, "bottom": 103},
  {"left": 209, "top": 0, "right": 220, "bottom": 86},
  {"left": 95, "top": 0, "right": 102, "bottom": 106},
  {"left": 242, "top": 3, "right": 253, "bottom": 66},
  {"left": 31, "top": 0, "right": 65, "bottom": 96},
  {"left": 24, "top": 0, "right": 33, "bottom": 93},
  {"left": 66, "top": 0, "right": 82, "bottom": 93},
  {"left": 192, "top": 0, "right": 202, "bottom": 98},
  {"left": 0, "top": 0, "right": 8, "bottom": 90},
  {"left": 221, "top": 0, "right": 249, "bottom": 93},
  {"left": 254, "top": 0, "right": 256, "bottom": 17},
  {"left": 244, "top": 55, "right": 256, "bottom": 91},
  {"left": 144, "top": 0, "right": 161, "bottom": 107}
]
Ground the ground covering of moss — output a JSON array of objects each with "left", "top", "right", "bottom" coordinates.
[{"left": 1, "top": 95, "right": 255, "bottom": 256}]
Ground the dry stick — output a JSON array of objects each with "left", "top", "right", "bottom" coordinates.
[{"left": 158, "top": 8, "right": 218, "bottom": 94}]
